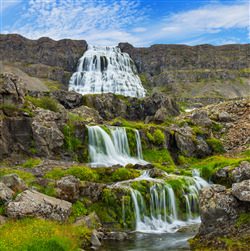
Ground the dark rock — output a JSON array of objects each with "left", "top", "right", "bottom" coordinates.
[
  {"left": 232, "top": 179, "right": 250, "bottom": 202},
  {"left": 218, "top": 111, "right": 232, "bottom": 122},
  {"left": 53, "top": 90, "right": 83, "bottom": 109},
  {"left": 231, "top": 161, "right": 250, "bottom": 183},
  {"left": 80, "top": 182, "right": 106, "bottom": 202},
  {"left": 195, "top": 137, "right": 212, "bottom": 158},
  {"left": 56, "top": 175, "right": 80, "bottom": 202},
  {"left": 0, "top": 174, "right": 27, "bottom": 192},
  {"left": 105, "top": 231, "right": 128, "bottom": 241},
  {"left": 6, "top": 190, "right": 72, "bottom": 222},
  {"left": 191, "top": 110, "right": 212, "bottom": 127}
]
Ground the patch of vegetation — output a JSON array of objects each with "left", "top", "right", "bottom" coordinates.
[
  {"left": 44, "top": 167, "right": 66, "bottom": 180},
  {"left": 206, "top": 138, "right": 225, "bottom": 153},
  {"left": 143, "top": 149, "right": 175, "bottom": 166},
  {"left": 22, "top": 158, "right": 41, "bottom": 168},
  {"left": 111, "top": 168, "right": 140, "bottom": 182},
  {"left": 0, "top": 168, "right": 35, "bottom": 185},
  {"left": 0, "top": 205, "right": 5, "bottom": 215},
  {"left": 236, "top": 212, "right": 250, "bottom": 228},
  {"left": 0, "top": 218, "right": 91, "bottom": 251},
  {"left": 43, "top": 80, "right": 63, "bottom": 91},
  {"left": 67, "top": 166, "right": 99, "bottom": 181},
  {"left": 69, "top": 201, "right": 88, "bottom": 223},
  {"left": 146, "top": 129, "right": 165, "bottom": 146},
  {"left": 0, "top": 103, "right": 19, "bottom": 113},
  {"left": 26, "top": 96, "right": 59, "bottom": 112}
]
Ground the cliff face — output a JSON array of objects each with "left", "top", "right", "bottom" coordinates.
[
  {"left": 0, "top": 34, "right": 87, "bottom": 86},
  {"left": 119, "top": 43, "right": 250, "bottom": 99},
  {"left": 0, "top": 34, "right": 249, "bottom": 98}
]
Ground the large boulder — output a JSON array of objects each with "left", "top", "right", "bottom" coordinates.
[
  {"left": 191, "top": 110, "right": 212, "bottom": 127},
  {"left": 232, "top": 179, "right": 250, "bottom": 202},
  {"left": 0, "top": 174, "right": 27, "bottom": 192},
  {"left": 56, "top": 175, "right": 80, "bottom": 202},
  {"left": 6, "top": 190, "right": 72, "bottom": 222},
  {"left": 0, "top": 182, "right": 14, "bottom": 203},
  {"left": 53, "top": 90, "right": 83, "bottom": 109},
  {"left": 232, "top": 161, "right": 250, "bottom": 183}
]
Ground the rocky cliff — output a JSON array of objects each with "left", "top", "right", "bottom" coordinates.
[{"left": 0, "top": 34, "right": 249, "bottom": 99}]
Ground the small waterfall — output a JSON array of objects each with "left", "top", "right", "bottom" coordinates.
[
  {"left": 127, "top": 171, "right": 209, "bottom": 233},
  {"left": 135, "top": 129, "right": 143, "bottom": 160},
  {"left": 69, "top": 45, "right": 146, "bottom": 98},
  {"left": 87, "top": 125, "right": 147, "bottom": 167}
]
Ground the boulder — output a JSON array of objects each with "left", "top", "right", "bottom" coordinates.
[
  {"left": 91, "top": 230, "right": 102, "bottom": 247},
  {"left": 53, "top": 90, "right": 83, "bottom": 109},
  {"left": 0, "top": 182, "right": 14, "bottom": 203},
  {"left": 105, "top": 231, "right": 128, "bottom": 240},
  {"left": 191, "top": 110, "right": 212, "bottom": 127},
  {"left": 0, "top": 174, "right": 27, "bottom": 192},
  {"left": 74, "top": 212, "right": 101, "bottom": 229},
  {"left": 232, "top": 161, "right": 250, "bottom": 183},
  {"left": 56, "top": 175, "right": 80, "bottom": 202},
  {"left": 80, "top": 182, "right": 106, "bottom": 203},
  {"left": 218, "top": 111, "right": 232, "bottom": 122},
  {"left": 6, "top": 190, "right": 72, "bottom": 222},
  {"left": 232, "top": 179, "right": 250, "bottom": 202},
  {"left": 195, "top": 137, "right": 212, "bottom": 158}
]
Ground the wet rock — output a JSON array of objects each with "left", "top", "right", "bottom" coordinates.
[
  {"left": 132, "top": 163, "right": 154, "bottom": 170},
  {"left": 6, "top": 190, "right": 72, "bottom": 222},
  {"left": 91, "top": 230, "right": 102, "bottom": 247},
  {"left": 105, "top": 231, "right": 128, "bottom": 241},
  {"left": 56, "top": 175, "right": 80, "bottom": 202},
  {"left": 0, "top": 182, "right": 14, "bottom": 203},
  {"left": 0, "top": 174, "right": 27, "bottom": 192},
  {"left": 231, "top": 161, "right": 250, "bottom": 183},
  {"left": 232, "top": 179, "right": 250, "bottom": 202}
]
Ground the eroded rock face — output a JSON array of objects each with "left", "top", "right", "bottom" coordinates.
[
  {"left": 53, "top": 90, "right": 83, "bottom": 109},
  {"left": 31, "top": 108, "right": 64, "bottom": 156},
  {"left": 0, "top": 174, "right": 27, "bottom": 192},
  {"left": 56, "top": 175, "right": 80, "bottom": 202},
  {"left": 232, "top": 180, "right": 250, "bottom": 202},
  {"left": 6, "top": 190, "right": 72, "bottom": 222}
]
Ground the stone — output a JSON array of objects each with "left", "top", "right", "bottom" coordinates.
[
  {"left": 74, "top": 212, "right": 101, "bottom": 229},
  {"left": 191, "top": 110, "right": 212, "bottom": 127},
  {"left": 218, "top": 111, "right": 232, "bottom": 122},
  {"left": 232, "top": 161, "right": 250, "bottom": 183},
  {"left": 232, "top": 179, "right": 250, "bottom": 202},
  {"left": 6, "top": 190, "right": 72, "bottom": 222},
  {"left": 53, "top": 90, "right": 83, "bottom": 109},
  {"left": 0, "top": 182, "right": 14, "bottom": 203},
  {"left": 56, "top": 175, "right": 80, "bottom": 202},
  {"left": 80, "top": 182, "right": 106, "bottom": 202},
  {"left": 195, "top": 137, "right": 212, "bottom": 158},
  {"left": 0, "top": 174, "right": 27, "bottom": 192},
  {"left": 91, "top": 230, "right": 102, "bottom": 247},
  {"left": 105, "top": 231, "right": 128, "bottom": 241}
]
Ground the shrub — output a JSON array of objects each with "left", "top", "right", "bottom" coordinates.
[
  {"left": 206, "top": 138, "right": 225, "bottom": 153},
  {"left": 70, "top": 201, "right": 87, "bottom": 222}
]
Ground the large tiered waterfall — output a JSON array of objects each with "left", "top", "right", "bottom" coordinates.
[
  {"left": 87, "top": 125, "right": 147, "bottom": 167},
  {"left": 69, "top": 45, "right": 146, "bottom": 98}
]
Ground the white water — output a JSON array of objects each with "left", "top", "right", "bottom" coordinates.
[
  {"left": 128, "top": 171, "right": 209, "bottom": 233},
  {"left": 69, "top": 45, "right": 146, "bottom": 98},
  {"left": 87, "top": 125, "right": 147, "bottom": 167}
]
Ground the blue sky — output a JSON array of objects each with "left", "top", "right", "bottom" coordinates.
[{"left": 1, "top": 0, "right": 249, "bottom": 46}]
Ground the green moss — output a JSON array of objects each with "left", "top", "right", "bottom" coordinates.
[
  {"left": 22, "top": 158, "right": 41, "bottom": 168},
  {"left": 126, "top": 128, "right": 137, "bottom": 156},
  {"left": 146, "top": 129, "right": 165, "bottom": 146},
  {"left": 44, "top": 168, "right": 66, "bottom": 180},
  {"left": 0, "top": 218, "right": 91, "bottom": 251},
  {"left": 0, "top": 168, "right": 35, "bottom": 185},
  {"left": 236, "top": 212, "right": 250, "bottom": 228},
  {"left": 111, "top": 168, "right": 140, "bottom": 182},
  {"left": 0, "top": 103, "right": 19, "bottom": 113},
  {"left": 143, "top": 149, "right": 175, "bottom": 166},
  {"left": 211, "top": 122, "right": 223, "bottom": 132},
  {"left": 0, "top": 205, "right": 5, "bottom": 215},
  {"left": 206, "top": 138, "right": 225, "bottom": 153},
  {"left": 66, "top": 166, "right": 99, "bottom": 181},
  {"left": 69, "top": 201, "right": 88, "bottom": 222},
  {"left": 26, "top": 96, "right": 59, "bottom": 112}
]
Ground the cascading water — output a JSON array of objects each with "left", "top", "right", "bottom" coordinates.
[
  {"left": 118, "top": 170, "right": 209, "bottom": 233},
  {"left": 87, "top": 125, "right": 147, "bottom": 167},
  {"left": 68, "top": 45, "right": 146, "bottom": 98}
]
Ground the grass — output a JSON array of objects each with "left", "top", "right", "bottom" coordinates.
[
  {"left": 206, "top": 138, "right": 225, "bottom": 153},
  {"left": 111, "top": 167, "right": 140, "bottom": 182},
  {"left": 22, "top": 158, "right": 42, "bottom": 168},
  {"left": 143, "top": 148, "right": 175, "bottom": 166},
  {"left": 0, "top": 218, "right": 91, "bottom": 251},
  {"left": 236, "top": 212, "right": 250, "bottom": 228},
  {"left": 26, "top": 96, "right": 59, "bottom": 112}
]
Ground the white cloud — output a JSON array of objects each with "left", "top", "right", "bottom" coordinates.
[{"left": 132, "top": 27, "right": 147, "bottom": 33}]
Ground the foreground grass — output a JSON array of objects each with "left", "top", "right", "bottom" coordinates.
[{"left": 0, "top": 218, "right": 91, "bottom": 251}]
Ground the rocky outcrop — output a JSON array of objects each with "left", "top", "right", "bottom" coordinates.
[
  {"left": 83, "top": 92, "right": 179, "bottom": 122},
  {"left": 80, "top": 182, "right": 106, "bottom": 203},
  {"left": 6, "top": 190, "right": 72, "bottom": 222},
  {"left": 56, "top": 175, "right": 80, "bottom": 202},
  {"left": 53, "top": 90, "right": 83, "bottom": 109},
  {"left": 0, "top": 182, "right": 14, "bottom": 203}
]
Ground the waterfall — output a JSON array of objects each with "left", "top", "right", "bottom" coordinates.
[
  {"left": 68, "top": 45, "right": 146, "bottom": 98},
  {"left": 87, "top": 125, "right": 147, "bottom": 167},
  {"left": 128, "top": 171, "right": 209, "bottom": 233}
]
